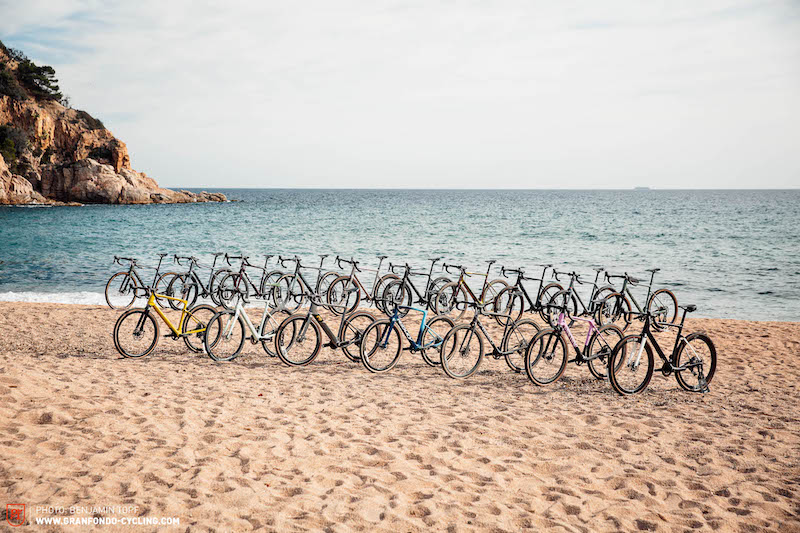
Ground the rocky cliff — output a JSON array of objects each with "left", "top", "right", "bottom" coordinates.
[{"left": 0, "top": 42, "right": 225, "bottom": 205}]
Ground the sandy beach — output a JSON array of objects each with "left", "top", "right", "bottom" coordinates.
[{"left": 0, "top": 301, "right": 798, "bottom": 531}]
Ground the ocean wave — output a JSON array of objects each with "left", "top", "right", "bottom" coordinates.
[{"left": 0, "top": 291, "right": 106, "bottom": 305}]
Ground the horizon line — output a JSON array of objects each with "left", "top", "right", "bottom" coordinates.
[{"left": 163, "top": 186, "right": 800, "bottom": 191}]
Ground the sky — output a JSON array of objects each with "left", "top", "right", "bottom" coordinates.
[{"left": 1, "top": 0, "right": 799, "bottom": 189}]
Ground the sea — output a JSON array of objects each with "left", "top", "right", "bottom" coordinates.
[{"left": 1, "top": 189, "right": 798, "bottom": 321}]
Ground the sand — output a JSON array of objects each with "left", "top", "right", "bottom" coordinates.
[{"left": 0, "top": 301, "right": 798, "bottom": 531}]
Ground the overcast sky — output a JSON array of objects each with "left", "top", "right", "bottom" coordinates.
[{"left": 1, "top": 1, "right": 799, "bottom": 188}]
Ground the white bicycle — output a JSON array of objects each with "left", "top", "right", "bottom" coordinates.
[{"left": 203, "top": 291, "right": 291, "bottom": 361}]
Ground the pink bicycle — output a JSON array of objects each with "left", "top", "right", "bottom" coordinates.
[{"left": 524, "top": 309, "right": 623, "bottom": 386}]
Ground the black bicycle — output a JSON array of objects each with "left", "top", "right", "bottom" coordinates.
[
  {"left": 544, "top": 269, "right": 617, "bottom": 327},
  {"left": 274, "top": 255, "right": 339, "bottom": 313},
  {"left": 217, "top": 254, "right": 280, "bottom": 310},
  {"left": 607, "top": 305, "right": 716, "bottom": 395},
  {"left": 381, "top": 258, "right": 452, "bottom": 317},
  {"left": 105, "top": 253, "right": 173, "bottom": 309},
  {"left": 438, "top": 301, "right": 541, "bottom": 378},
  {"left": 273, "top": 288, "right": 376, "bottom": 366},
  {"left": 166, "top": 253, "right": 230, "bottom": 309},
  {"left": 492, "top": 264, "right": 563, "bottom": 324},
  {"left": 597, "top": 269, "right": 678, "bottom": 331}
]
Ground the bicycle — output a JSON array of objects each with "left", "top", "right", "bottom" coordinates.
[
  {"left": 105, "top": 254, "right": 174, "bottom": 309},
  {"left": 543, "top": 269, "right": 616, "bottom": 327},
  {"left": 326, "top": 255, "right": 399, "bottom": 315},
  {"left": 203, "top": 290, "right": 290, "bottom": 361},
  {"left": 112, "top": 288, "right": 218, "bottom": 357},
  {"left": 380, "top": 258, "right": 451, "bottom": 316},
  {"left": 433, "top": 261, "right": 507, "bottom": 320},
  {"left": 523, "top": 308, "right": 624, "bottom": 386},
  {"left": 492, "top": 264, "right": 563, "bottom": 324},
  {"left": 359, "top": 305, "right": 455, "bottom": 372},
  {"left": 607, "top": 305, "right": 716, "bottom": 395},
  {"left": 217, "top": 254, "right": 281, "bottom": 310},
  {"left": 273, "top": 288, "right": 377, "bottom": 366},
  {"left": 438, "top": 301, "right": 541, "bottom": 378},
  {"left": 166, "top": 253, "right": 230, "bottom": 310},
  {"left": 273, "top": 255, "right": 340, "bottom": 313},
  {"left": 597, "top": 269, "right": 678, "bottom": 330}
]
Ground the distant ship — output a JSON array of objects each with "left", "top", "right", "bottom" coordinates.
[{"left": 634, "top": 186, "right": 651, "bottom": 190}]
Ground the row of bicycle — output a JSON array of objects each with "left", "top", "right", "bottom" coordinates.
[
  {"left": 105, "top": 253, "right": 680, "bottom": 331},
  {"left": 109, "top": 253, "right": 716, "bottom": 395}
]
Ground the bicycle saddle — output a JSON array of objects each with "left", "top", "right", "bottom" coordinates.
[
  {"left": 319, "top": 254, "right": 329, "bottom": 259},
  {"left": 486, "top": 259, "right": 496, "bottom": 264},
  {"left": 681, "top": 304, "right": 697, "bottom": 313},
  {"left": 646, "top": 268, "right": 661, "bottom": 273},
  {"left": 157, "top": 253, "right": 169, "bottom": 257},
  {"left": 378, "top": 255, "right": 388, "bottom": 259},
  {"left": 593, "top": 267, "right": 604, "bottom": 272},
  {"left": 627, "top": 275, "right": 641, "bottom": 285}
]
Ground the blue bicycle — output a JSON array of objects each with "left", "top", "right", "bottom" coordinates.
[{"left": 359, "top": 305, "right": 455, "bottom": 372}]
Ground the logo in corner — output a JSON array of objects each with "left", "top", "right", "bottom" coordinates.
[{"left": 6, "top": 504, "right": 25, "bottom": 527}]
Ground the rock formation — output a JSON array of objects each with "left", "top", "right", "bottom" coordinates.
[{"left": 0, "top": 42, "right": 225, "bottom": 205}]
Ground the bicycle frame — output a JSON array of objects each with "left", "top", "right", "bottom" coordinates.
[
  {"left": 140, "top": 292, "right": 204, "bottom": 337},
  {"left": 379, "top": 305, "right": 443, "bottom": 351},
  {"left": 627, "top": 313, "right": 693, "bottom": 372},
  {"left": 225, "top": 298, "right": 278, "bottom": 341},
  {"left": 556, "top": 312, "right": 607, "bottom": 360},
  {"left": 465, "top": 307, "right": 517, "bottom": 355}
]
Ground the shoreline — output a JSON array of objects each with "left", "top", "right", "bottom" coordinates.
[{"left": 1, "top": 301, "right": 798, "bottom": 530}]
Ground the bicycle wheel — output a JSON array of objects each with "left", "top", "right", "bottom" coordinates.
[
  {"left": 218, "top": 273, "right": 248, "bottom": 310},
  {"left": 278, "top": 274, "right": 310, "bottom": 312},
  {"left": 113, "top": 309, "right": 159, "bottom": 358},
  {"left": 316, "top": 271, "right": 340, "bottom": 310},
  {"left": 545, "top": 290, "right": 576, "bottom": 328},
  {"left": 154, "top": 271, "right": 179, "bottom": 306},
  {"left": 608, "top": 334, "right": 654, "bottom": 395},
  {"left": 480, "top": 279, "right": 508, "bottom": 316},
  {"left": 524, "top": 329, "right": 568, "bottom": 385},
  {"left": 204, "top": 310, "right": 246, "bottom": 361},
  {"left": 648, "top": 289, "right": 678, "bottom": 329},
  {"left": 168, "top": 274, "right": 199, "bottom": 311},
  {"left": 181, "top": 304, "right": 217, "bottom": 353},
  {"left": 501, "top": 318, "right": 541, "bottom": 373},
  {"left": 341, "top": 311, "right": 377, "bottom": 362},
  {"left": 373, "top": 273, "right": 400, "bottom": 313},
  {"left": 360, "top": 320, "right": 403, "bottom": 373},
  {"left": 674, "top": 333, "right": 716, "bottom": 392},
  {"left": 326, "top": 275, "right": 362, "bottom": 315},
  {"left": 274, "top": 314, "right": 322, "bottom": 366},
  {"left": 419, "top": 315, "right": 455, "bottom": 366},
  {"left": 381, "top": 280, "right": 412, "bottom": 317},
  {"left": 261, "top": 309, "right": 290, "bottom": 357},
  {"left": 440, "top": 324, "right": 484, "bottom": 378},
  {"left": 586, "top": 324, "right": 624, "bottom": 380},
  {"left": 434, "top": 281, "right": 467, "bottom": 320},
  {"left": 596, "top": 292, "right": 632, "bottom": 330},
  {"left": 537, "top": 283, "right": 563, "bottom": 322},
  {"left": 261, "top": 270, "right": 284, "bottom": 308},
  {"left": 492, "top": 286, "right": 524, "bottom": 326},
  {"left": 208, "top": 268, "right": 231, "bottom": 305},
  {"left": 105, "top": 272, "right": 137, "bottom": 309},
  {"left": 426, "top": 276, "right": 451, "bottom": 308}
]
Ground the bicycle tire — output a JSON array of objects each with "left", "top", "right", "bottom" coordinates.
[
  {"left": 596, "top": 292, "right": 632, "bottom": 330},
  {"left": 181, "top": 304, "right": 217, "bottom": 353},
  {"left": 274, "top": 314, "right": 322, "bottom": 366},
  {"left": 341, "top": 310, "right": 377, "bottom": 362},
  {"left": 586, "top": 324, "right": 624, "bottom": 380},
  {"left": 113, "top": 308, "right": 159, "bottom": 358},
  {"left": 537, "top": 283, "right": 563, "bottom": 322},
  {"left": 440, "top": 324, "right": 484, "bottom": 378},
  {"left": 674, "top": 332, "right": 716, "bottom": 392},
  {"left": 524, "top": 329, "right": 568, "bottom": 386},
  {"left": 492, "top": 285, "right": 524, "bottom": 326},
  {"left": 501, "top": 318, "right": 541, "bottom": 373},
  {"left": 360, "top": 319, "right": 403, "bottom": 373},
  {"left": 326, "top": 275, "right": 362, "bottom": 315},
  {"left": 419, "top": 315, "right": 455, "bottom": 366},
  {"left": 105, "top": 272, "right": 137, "bottom": 309},
  {"left": 607, "top": 334, "right": 654, "bottom": 395},
  {"left": 204, "top": 310, "right": 246, "bottom": 361},
  {"left": 648, "top": 288, "right": 679, "bottom": 329},
  {"left": 434, "top": 281, "right": 467, "bottom": 321},
  {"left": 381, "top": 280, "right": 412, "bottom": 317},
  {"left": 373, "top": 273, "right": 400, "bottom": 313}
]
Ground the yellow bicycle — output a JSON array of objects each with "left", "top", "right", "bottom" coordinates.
[{"left": 113, "top": 288, "right": 218, "bottom": 358}]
